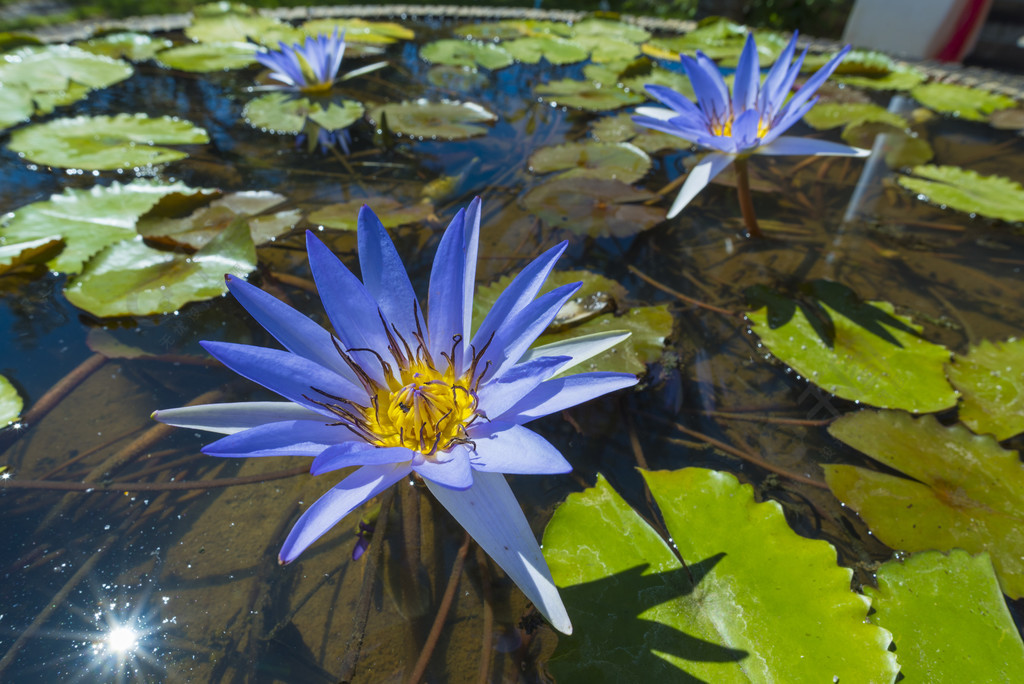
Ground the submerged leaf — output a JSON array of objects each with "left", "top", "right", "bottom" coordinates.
[
  {"left": 528, "top": 141, "right": 651, "bottom": 183},
  {"left": 825, "top": 410, "right": 1024, "bottom": 599},
  {"left": 367, "top": 100, "right": 496, "bottom": 140},
  {"left": 156, "top": 42, "right": 259, "bottom": 72},
  {"left": 898, "top": 165, "right": 1024, "bottom": 222},
  {"left": 307, "top": 198, "right": 434, "bottom": 231},
  {"left": 535, "top": 78, "right": 645, "bottom": 111},
  {"left": 137, "top": 190, "right": 299, "bottom": 249},
  {"left": 841, "top": 122, "right": 933, "bottom": 168},
  {"left": 0, "top": 374, "right": 22, "bottom": 426},
  {"left": 0, "top": 180, "right": 205, "bottom": 274},
  {"left": 910, "top": 82, "right": 1016, "bottom": 121},
  {"left": 64, "top": 218, "right": 257, "bottom": 317},
  {"left": 865, "top": 550, "right": 1024, "bottom": 682},
  {"left": 419, "top": 39, "right": 513, "bottom": 70},
  {"left": 522, "top": 177, "right": 665, "bottom": 238},
  {"left": 542, "top": 470, "right": 899, "bottom": 683},
  {"left": 947, "top": 338, "right": 1024, "bottom": 440},
  {"left": 748, "top": 298, "right": 957, "bottom": 413},
  {"left": 9, "top": 113, "right": 208, "bottom": 170}
]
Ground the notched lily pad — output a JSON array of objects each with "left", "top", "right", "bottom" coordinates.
[
  {"left": 802, "top": 102, "right": 907, "bottom": 131},
  {"left": 571, "top": 17, "right": 650, "bottom": 43},
  {"left": 0, "top": 374, "right": 22, "bottom": 426},
  {"left": 156, "top": 42, "right": 259, "bottom": 72},
  {"left": 64, "top": 218, "right": 257, "bottom": 317},
  {"left": 897, "top": 165, "right": 1024, "bottom": 223},
  {"left": 542, "top": 470, "right": 898, "bottom": 683},
  {"left": 185, "top": 2, "right": 300, "bottom": 46},
  {"left": 419, "top": 39, "right": 513, "bottom": 70},
  {"left": 243, "top": 92, "right": 364, "bottom": 135},
  {"left": 825, "top": 409, "right": 1024, "bottom": 599},
  {"left": 841, "top": 122, "right": 933, "bottom": 168},
  {"left": 0, "top": 179, "right": 204, "bottom": 274},
  {"left": 590, "top": 112, "right": 690, "bottom": 153},
  {"left": 138, "top": 190, "right": 300, "bottom": 249},
  {"left": 368, "top": 100, "right": 496, "bottom": 140},
  {"left": 0, "top": 44, "right": 132, "bottom": 93},
  {"left": 307, "top": 197, "right": 435, "bottom": 231},
  {"left": 0, "top": 85, "right": 33, "bottom": 129},
  {"left": 747, "top": 294, "right": 957, "bottom": 413},
  {"left": 454, "top": 19, "right": 573, "bottom": 40},
  {"left": 302, "top": 18, "right": 414, "bottom": 45},
  {"left": 503, "top": 36, "right": 588, "bottom": 65},
  {"left": 910, "top": 82, "right": 1016, "bottom": 121},
  {"left": 569, "top": 35, "right": 639, "bottom": 64},
  {"left": 535, "top": 78, "right": 645, "bottom": 111},
  {"left": 528, "top": 141, "right": 651, "bottom": 183},
  {"left": 522, "top": 177, "right": 666, "bottom": 238},
  {"left": 865, "top": 550, "right": 1024, "bottom": 683},
  {"left": 947, "top": 337, "right": 1024, "bottom": 440}
]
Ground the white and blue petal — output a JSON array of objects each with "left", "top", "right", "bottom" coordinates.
[
  {"left": 310, "top": 443, "right": 412, "bottom": 475},
  {"left": 519, "top": 330, "right": 632, "bottom": 375},
  {"left": 732, "top": 33, "right": 761, "bottom": 114},
  {"left": 668, "top": 152, "right": 735, "bottom": 219},
  {"left": 496, "top": 372, "right": 639, "bottom": 424},
  {"left": 427, "top": 199, "right": 481, "bottom": 373},
  {"left": 153, "top": 401, "right": 324, "bottom": 435},
  {"left": 203, "top": 419, "right": 353, "bottom": 458},
  {"left": 356, "top": 205, "right": 422, "bottom": 337},
  {"left": 279, "top": 462, "right": 411, "bottom": 564},
  {"left": 759, "top": 135, "right": 870, "bottom": 157},
  {"left": 477, "top": 355, "right": 570, "bottom": 418},
  {"left": 413, "top": 447, "right": 474, "bottom": 489},
  {"left": 425, "top": 471, "right": 572, "bottom": 634},
  {"left": 466, "top": 422, "right": 571, "bottom": 475}
]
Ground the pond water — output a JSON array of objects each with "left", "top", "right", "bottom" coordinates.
[{"left": 1, "top": 7, "right": 1023, "bottom": 683}]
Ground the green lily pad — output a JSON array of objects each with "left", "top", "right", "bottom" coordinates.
[
  {"left": 621, "top": 66, "right": 697, "bottom": 101},
  {"left": 748, "top": 298, "right": 957, "bottom": 413},
  {"left": 803, "top": 49, "right": 896, "bottom": 76},
  {"left": 419, "top": 39, "right": 513, "bottom": 70},
  {"left": 528, "top": 141, "right": 651, "bottom": 183},
  {"left": 865, "top": 550, "right": 1024, "bottom": 682},
  {"left": 425, "top": 65, "right": 489, "bottom": 92},
  {"left": 522, "top": 177, "right": 666, "bottom": 238},
  {"left": 591, "top": 112, "right": 691, "bottom": 153},
  {"left": 9, "top": 113, "right": 208, "bottom": 170},
  {"left": 542, "top": 470, "right": 899, "bottom": 683},
  {"left": 0, "top": 374, "right": 22, "bottom": 426},
  {"left": 243, "top": 92, "right": 363, "bottom": 134},
  {"left": 185, "top": 2, "right": 301, "bottom": 46},
  {"left": 837, "top": 64, "right": 926, "bottom": 91},
  {"left": 367, "top": 100, "right": 496, "bottom": 140},
  {"left": 841, "top": 122, "right": 933, "bottom": 168},
  {"left": 570, "top": 35, "right": 640, "bottom": 64},
  {"left": 572, "top": 17, "right": 650, "bottom": 43},
  {"left": 0, "top": 236, "right": 62, "bottom": 272},
  {"left": 0, "top": 85, "right": 33, "bottom": 129},
  {"left": 535, "top": 78, "right": 645, "bottom": 111},
  {"left": 642, "top": 22, "right": 788, "bottom": 66},
  {"left": 897, "top": 165, "right": 1024, "bottom": 223},
  {"left": 307, "top": 197, "right": 435, "bottom": 231},
  {"left": 0, "top": 180, "right": 204, "bottom": 274},
  {"left": 474, "top": 270, "right": 671, "bottom": 375},
  {"left": 453, "top": 19, "right": 573, "bottom": 40},
  {"left": 302, "top": 18, "right": 414, "bottom": 45},
  {"left": 825, "top": 409, "right": 1024, "bottom": 599},
  {"left": 502, "top": 36, "right": 588, "bottom": 65},
  {"left": 802, "top": 102, "right": 907, "bottom": 130},
  {"left": 910, "top": 82, "right": 1016, "bottom": 121},
  {"left": 947, "top": 338, "right": 1024, "bottom": 440},
  {"left": 156, "top": 42, "right": 258, "bottom": 72},
  {"left": 75, "top": 32, "right": 173, "bottom": 61},
  {"left": 137, "top": 190, "right": 300, "bottom": 249},
  {"left": 64, "top": 217, "right": 257, "bottom": 317},
  {"left": 0, "top": 44, "right": 132, "bottom": 93}
]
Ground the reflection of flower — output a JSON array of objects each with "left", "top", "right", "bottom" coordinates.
[
  {"left": 154, "top": 199, "right": 638, "bottom": 634},
  {"left": 256, "top": 30, "right": 346, "bottom": 93},
  {"left": 633, "top": 33, "right": 869, "bottom": 218}
]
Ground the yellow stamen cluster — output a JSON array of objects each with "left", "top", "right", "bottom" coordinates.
[{"left": 709, "top": 115, "right": 771, "bottom": 139}]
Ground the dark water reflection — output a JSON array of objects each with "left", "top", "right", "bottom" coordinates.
[{"left": 1, "top": 15, "right": 1022, "bottom": 683}]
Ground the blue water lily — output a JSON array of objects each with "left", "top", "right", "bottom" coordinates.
[
  {"left": 633, "top": 33, "right": 870, "bottom": 219},
  {"left": 256, "top": 30, "right": 348, "bottom": 93},
  {"left": 153, "top": 199, "right": 638, "bottom": 634}
]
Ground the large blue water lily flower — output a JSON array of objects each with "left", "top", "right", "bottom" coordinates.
[
  {"left": 633, "top": 32, "right": 870, "bottom": 218},
  {"left": 255, "top": 30, "right": 348, "bottom": 93},
  {"left": 153, "top": 199, "right": 638, "bottom": 634}
]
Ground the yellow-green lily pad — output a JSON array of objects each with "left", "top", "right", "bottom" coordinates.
[
  {"left": 9, "top": 113, "right": 208, "bottom": 170},
  {"left": 0, "top": 44, "right": 132, "bottom": 94},
  {"left": 542, "top": 470, "right": 899, "bottom": 682},
  {"left": 243, "top": 92, "right": 363, "bottom": 135},
  {"left": 569, "top": 35, "right": 640, "bottom": 64},
  {"left": 748, "top": 298, "right": 957, "bottom": 413},
  {"left": 0, "top": 85, "right": 33, "bottom": 130},
  {"left": 947, "top": 337, "right": 1024, "bottom": 440},
  {"left": 802, "top": 102, "right": 907, "bottom": 130},
  {"left": 503, "top": 36, "right": 588, "bottom": 65},
  {"left": 368, "top": 100, "right": 496, "bottom": 140},
  {"left": 307, "top": 197, "right": 434, "bottom": 231},
  {"left": 535, "top": 78, "right": 645, "bottom": 111},
  {"left": 302, "top": 18, "right": 414, "bottom": 45},
  {"left": 185, "top": 2, "right": 301, "bottom": 46},
  {"left": 841, "top": 122, "right": 933, "bottom": 168},
  {"left": 156, "top": 42, "right": 259, "bottom": 72},
  {"left": 522, "top": 177, "right": 666, "bottom": 238},
  {"left": 825, "top": 409, "right": 1024, "bottom": 598},
  {"left": 453, "top": 19, "right": 573, "bottom": 40},
  {"left": 0, "top": 374, "right": 22, "bottom": 426},
  {"left": 419, "top": 39, "right": 513, "bottom": 70},
  {"left": 590, "top": 112, "right": 691, "bottom": 153},
  {"left": 910, "top": 82, "right": 1016, "bottom": 121},
  {"left": 571, "top": 17, "right": 650, "bottom": 43},
  {"left": 137, "top": 190, "right": 300, "bottom": 249},
  {"left": 865, "top": 550, "right": 1024, "bottom": 682},
  {"left": 0, "top": 179, "right": 206, "bottom": 274},
  {"left": 528, "top": 141, "right": 651, "bottom": 183},
  {"left": 64, "top": 217, "right": 257, "bottom": 317},
  {"left": 897, "top": 165, "right": 1024, "bottom": 223}
]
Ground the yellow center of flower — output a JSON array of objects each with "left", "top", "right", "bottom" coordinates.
[
  {"left": 710, "top": 116, "right": 771, "bottom": 139},
  {"left": 365, "top": 362, "right": 478, "bottom": 454}
]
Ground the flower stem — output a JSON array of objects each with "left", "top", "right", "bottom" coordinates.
[{"left": 733, "top": 157, "right": 763, "bottom": 239}]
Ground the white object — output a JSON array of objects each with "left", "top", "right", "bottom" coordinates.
[{"left": 842, "top": 0, "right": 991, "bottom": 60}]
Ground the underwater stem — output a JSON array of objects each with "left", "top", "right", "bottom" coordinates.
[
  {"left": 734, "top": 157, "right": 763, "bottom": 239},
  {"left": 626, "top": 265, "right": 737, "bottom": 316},
  {"left": 475, "top": 545, "right": 494, "bottom": 684}
]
